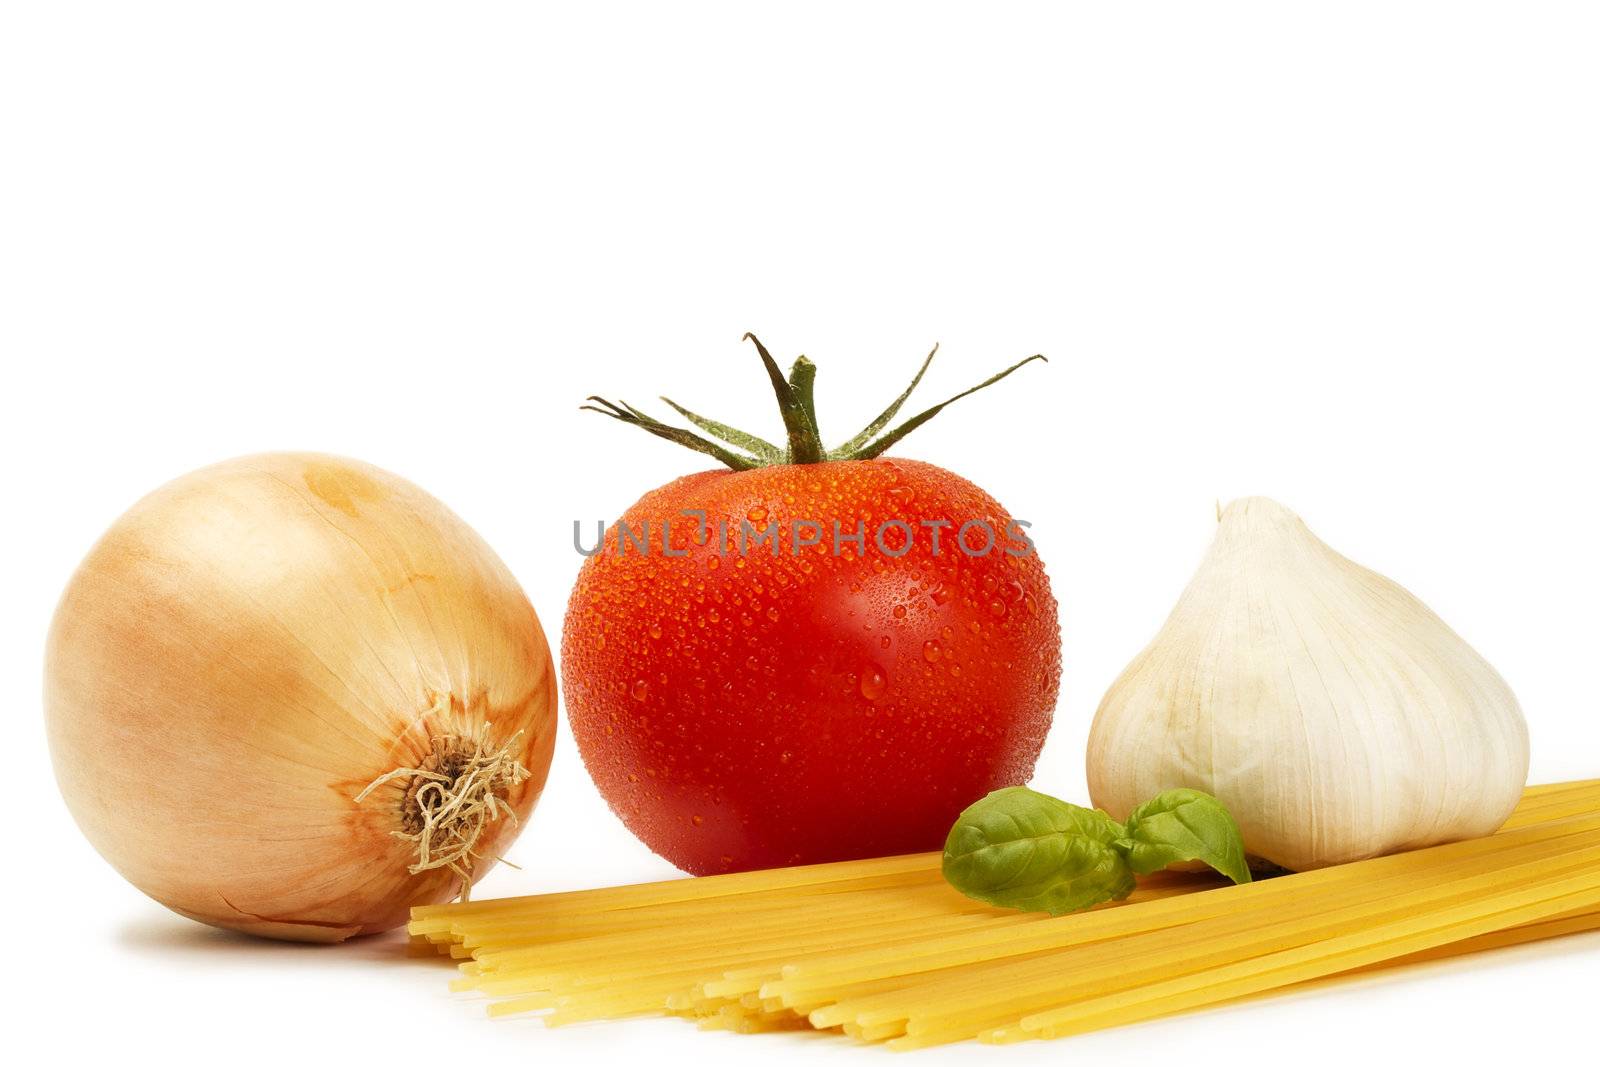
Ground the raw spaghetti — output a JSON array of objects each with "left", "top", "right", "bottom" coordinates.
[{"left": 410, "top": 779, "right": 1600, "bottom": 1047}]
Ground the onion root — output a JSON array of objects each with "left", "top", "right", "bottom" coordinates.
[{"left": 358, "top": 712, "right": 531, "bottom": 902}]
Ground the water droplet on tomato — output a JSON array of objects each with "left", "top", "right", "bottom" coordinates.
[
  {"left": 859, "top": 666, "right": 888, "bottom": 701},
  {"left": 631, "top": 679, "right": 649, "bottom": 701},
  {"left": 922, "top": 640, "right": 942, "bottom": 663},
  {"left": 989, "top": 598, "right": 1008, "bottom": 617},
  {"left": 707, "top": 557, "right": 720, "bottom": 571},
  {"left": 930, "top": 585, "right": 953, "bottom": 606},
  {"left": 746, "top": 506, "right": 768, "bottom": 524},
  {"left": 879, "top": 635, "right": 892, "bottom": 650},
  {"left": 648, "top": 624, "right": 662, "bottom": 639},
  {"left": 892, "top": 604, "right": 908, "bottom": 620},
  {"left": 1003, "top": 580, "right": 1025, "bottom": 602}
]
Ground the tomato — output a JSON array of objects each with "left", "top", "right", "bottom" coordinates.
[{"left": 562, "top": 338, "right": 1060, "bottom": 874}]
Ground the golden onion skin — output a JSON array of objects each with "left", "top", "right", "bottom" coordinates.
[{"left": 45, "top": 453, "right": 557, "bottom": 941}]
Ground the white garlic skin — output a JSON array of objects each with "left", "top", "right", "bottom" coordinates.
[{"left": 1087, "top": 497, "right": 1529, "bottom": 872}]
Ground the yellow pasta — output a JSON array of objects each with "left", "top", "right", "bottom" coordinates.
[{"left": 412, "top": 780, "right": 1600, "bottom": 1047}]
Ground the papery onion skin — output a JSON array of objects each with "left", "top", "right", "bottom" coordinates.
[{"left": 45, "top": 453, "right": 557, "bottom": 941}]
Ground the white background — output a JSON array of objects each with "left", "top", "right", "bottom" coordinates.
[{"left": 3, "top": 2, "right": 1597, "bottom": 1064}]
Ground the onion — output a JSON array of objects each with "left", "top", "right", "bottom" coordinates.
[{"left": 45, "top": 453, "right": 558, "bottom": 942}]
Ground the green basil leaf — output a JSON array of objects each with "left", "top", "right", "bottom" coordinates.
[
  {"left": 941, "top": 786, "right": 1136, "bottom": 915},
  {"left": 1116, "top": 788, "right": 1252, "bottom": 885}
]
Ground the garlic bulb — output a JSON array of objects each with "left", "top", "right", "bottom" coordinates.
[{"left": 1087, "top": 497, "right": 1528, "bottom": 872}]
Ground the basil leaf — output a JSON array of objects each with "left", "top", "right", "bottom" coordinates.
[
  {"left": 942, "top": 787, "right": 1136, "bottom": 915},
  {"left": 1116, "top": 788, "right": 1252, "bottom": 885}
]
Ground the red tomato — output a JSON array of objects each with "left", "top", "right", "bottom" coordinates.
[
  {"left": 563, "top": 337, "right": 1060, "bottom": 873},
  {"left": 563, "top": 456, "right": 1060, "bottom": 874}
]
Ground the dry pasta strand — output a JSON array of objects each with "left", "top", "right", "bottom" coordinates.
[{"left": 412, "top": 781, "right": 1600, "bottom": 1047}]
